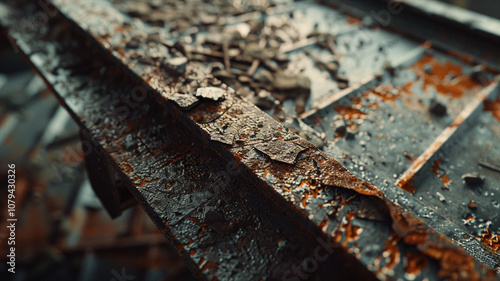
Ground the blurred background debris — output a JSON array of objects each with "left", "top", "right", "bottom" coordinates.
[{"left": 0, "top": 32, "right": 196, "bottom": 281}]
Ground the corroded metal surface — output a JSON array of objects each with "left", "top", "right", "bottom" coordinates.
[{"left": 1, "top": 0, "right": 500, "bottom": 280}]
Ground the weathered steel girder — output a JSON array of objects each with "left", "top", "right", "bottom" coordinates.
[{"left": 1, "top": 0, "right": 499, "bottom": 280}]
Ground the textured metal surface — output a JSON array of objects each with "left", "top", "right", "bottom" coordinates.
[{"left": 1, "top": 0, "right": 500, "bottom": 280}]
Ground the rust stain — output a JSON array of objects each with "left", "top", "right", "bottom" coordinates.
[
  {"left": 370, "top": 85, "right": 400, "bottom": 103},
  {"left": 421, "top": 241, "right": 478, "bottom": 281},
  {"left": 333, "top": 104, "right": 368, "bottom": 122},
  {"left": 121, "top": 162, "right": 134, "bottom": 174},
  {"left": 359, "top": 181, "right": 384, "bottom": 198},
  {"left": 310, "top": 187, "right": 319, "bottom": 198},
  {"left": 441, "top": 175, "right": 451, "bottom": 185},
  {"left": 345, "top": 15, "right": 362, "bottom": 25},
  {"left": 389, "top": 207, "right": 480, "bottom": 280},
  {"left": 312, "top": 115, "right": 323, "bottom": 126},
  {"left": 431, "top": 159, "right": 441, "bottom": 175},
  {"left": 465, "top": 215, "right": 475, "bottom": 223},
  {"left": 484, "top": 98, "right": 500, "bottom": 123},
  {"left": 397, "top": 175, "right": 417, "bottom": 195},
  {"left": 404, "top": 251, "right": 428, "bottom": 277},
  {"left": 411, "top": 55, "right": 480, "bottom": 99},
  {"left": 379, "top": 233, "right": 401, "bottom": 275},
  {"left": 318, "top": 217, "right": 328, "bottom": 231},
  {"left": 301, "top": 192, "right": 309, "bottom": 208},
  {"left": 400, "top": 80, "right": 415, "bottom": 94},
  {"left": 334, "top": 210, "right": 362, "bottom": 247},
  {"left": 133, "top": 176, "right": 160, "bottom": 188},
  {"left": 198, "top": 256, "right": 206, "bottom": 267},
  {"left": 431, "top": 159, "right": 451, "bottom": 188},
  {"left": 201, "top": 260, "right": 218, "bottom": 272},
  {"left": 389, "top": 209, "right": 427, "bottom": 246},
  {"left": 480, "top": 228, "right": 500, "bottom": 252}
]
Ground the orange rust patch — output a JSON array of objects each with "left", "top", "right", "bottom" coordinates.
[
  {"left": 380, "top": 234, "right": 401, "bottom": 274},
  {"left": 431, "top": 159, "right": 442, "bottom": 175},
  {"left": 201, "top": 260, "right": 218, "bottom": 272},
  {"left": 401, "top": 80, "right": 415, "bottom": 94},
  {"left": 359, "top": 181, "right": 383, "bottom": 197},
  {"left": 431, "top": 159, "right": 451, "bottom": 188},
  {"left": 310, "top": 187, "right": 319, "bottom": 198},
  {"left": 484, "top": 98, "right": 500, "bottom": 123},
  {"left": 397, "top": 175, "right": 417, "bottom": 195},
  {"left": 133, "top": 176, "right": 160, "bottom": 188},
  {"left": 404, "top": 251, "right": 428, "bottom": 277},
  {"left": 333, "top": 210, "right": 362, "bottom": 247},
  {"left": 298, "top": 178, "right": 315, "bottom": 189},
  {"left": 422, "top": 241, "right": 478, "bottom": 281},
  {"left": 390, "top": 209, "right": 427, "bottom": 245},
  {"left": 313, "top": 115, "right": 323, "bottom": 126},
  {"left": 464, "top": 215, "right": 475, "bottom": 223},
  {"left": 345, "top": 14, "right": 362, "bottom": 25},
  {"left": 480, "top": 228, "right": 500, "bottom": 252},
  {"left": 301, "top": 192, "right": 309, "bottom": 208},
  {"left": 441, "top": 175, "right": 451, "bottom": 185},
  {"left": 370, "top": 85, "right": 400, "bottom": 102},
  {"left": 333, "top": 105, "right": 368, "bottom": 122},
  {"left": 402, "top": 151, "right": 415, "bottom": 162},
  {"left": 411, "top": 54, "right": 480, "bottom": 99},
  {"left": 121, "top": 162, "right": 134, "bottom": 174},
  {"left": 332, "top": 92, "right": 380, "bottom": 139},
  {"left": 318, "top": 217, "right": 328, "bottom": 231},
  {"left": 198, "top": 256, "right": 206, "bottom": 267}
]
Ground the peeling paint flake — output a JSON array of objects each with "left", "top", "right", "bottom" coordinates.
[{"left": 254, "top": 140, "right": 306, "bottom": 165}]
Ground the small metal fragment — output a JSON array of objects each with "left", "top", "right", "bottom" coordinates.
[
  {"left": 436, "top": 192, "right": 446, "bottom": 202},
  {"left": 468, "top": 200, "right": 478, "bottom": 210},
  {"left": 462, "top": 173, "right": 485, "bottom": 186},
  {"left": 429, "top": 99, "right": 447, "bottom": 116},
  {"left": 196, "top": 87, "right": 227, "bottom": 101}
]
